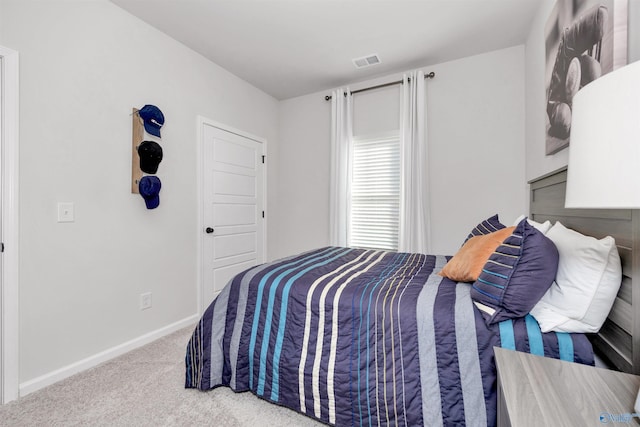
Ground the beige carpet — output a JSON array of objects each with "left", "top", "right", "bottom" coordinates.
[{"left": 0, "top": 326, "right": 324, "bottom": 426}]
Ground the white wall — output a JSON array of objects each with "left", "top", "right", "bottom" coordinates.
[
  {"left": 352, "top": 85, "right": 401, "bottom": 138},
  {"left": 277, "top": 45, "right": 527, "bottom": 258},
  {"left": 274, "top": 95, "right": 330, "bottom": 259},
  {"left": 427, "top": 46, "right": 526, "bottom": 254},
  {"left": 524, "top": 0, "right": 640, "bottom": 182},
  {"left": 0, "top": 0, "right": 279, "bottom": 387}
]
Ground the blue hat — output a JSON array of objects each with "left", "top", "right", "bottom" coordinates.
[
  {"left": 139, "top": 175, "right": 161, "bottom": 209},
  {"left": 138, "top": 105, "right": 164, "bottom": 138}
]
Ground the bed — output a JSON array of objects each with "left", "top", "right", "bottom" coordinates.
[{"left": 185, "top": 167, "right": 629, "bottom": 426}]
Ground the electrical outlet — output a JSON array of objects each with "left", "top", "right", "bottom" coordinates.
[
  {"left": 57, "top": 202, "right": 75, "bottom": 223},
  {"left": 140, "top": 292, "right": 152, "bottom": 310}
]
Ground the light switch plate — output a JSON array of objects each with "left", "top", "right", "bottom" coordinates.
[{"left": 57, "top": 202, "right": 75, "bottom": 222}]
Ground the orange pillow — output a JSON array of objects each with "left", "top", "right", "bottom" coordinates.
[{"left": 440, "top": 226, "right": 516, "bottom": 282}]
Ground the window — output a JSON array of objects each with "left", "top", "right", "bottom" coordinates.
[{"left": 349, "top": 133, "right": 400, "bottom": 251}]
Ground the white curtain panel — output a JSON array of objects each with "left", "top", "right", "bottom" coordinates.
[
  {"left": 329, "top": 88, "right": 353, "bottom": 246},
  {"left": 398, "top": 70, "right": 431, "bottom": 254}
]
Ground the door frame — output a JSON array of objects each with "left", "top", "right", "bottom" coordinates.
[
  {"left": 0, "top": 45, "right": 20, "bottom": 404},
  {"left": 196, "top": 116, "right": 266, "bottom": 314}
]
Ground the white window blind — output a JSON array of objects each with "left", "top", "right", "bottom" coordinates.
[{"left": 349, "top": 134, "right": 400, "bottom": 251}]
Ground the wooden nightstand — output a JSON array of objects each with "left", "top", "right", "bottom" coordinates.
[{"left": 494, "top": 347, "right": 640, "bottom": 426}]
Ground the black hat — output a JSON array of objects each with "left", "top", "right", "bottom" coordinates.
[{"left": 138, "top": 140, "right": 163, "bottom": 174}]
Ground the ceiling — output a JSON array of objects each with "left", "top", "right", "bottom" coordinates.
[{"left": 110, "top": 0, "right": 542, "bottom": 100}]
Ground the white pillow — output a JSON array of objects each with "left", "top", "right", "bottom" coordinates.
[
  {"left": 530, "top": 221, "right": 622, "bottom": 333},
  {"left": 512, "top": 214, "right": 552, "bottom": 235}
]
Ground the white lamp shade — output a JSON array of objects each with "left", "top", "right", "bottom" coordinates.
[{"left": 565, "top": 60, "right": 640, "bottom": 209}]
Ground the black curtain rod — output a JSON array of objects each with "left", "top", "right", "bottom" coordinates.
[{"left": 324, "top": 71, "right": 435, "bottom": 101}]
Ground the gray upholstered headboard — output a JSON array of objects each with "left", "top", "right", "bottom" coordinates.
[{"left": 530, "top": 166, "right": 639, "bottom": 374}]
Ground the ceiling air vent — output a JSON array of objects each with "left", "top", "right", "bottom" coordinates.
[{"left": 353, "top": 54, "right": 381, "bottom": 69}]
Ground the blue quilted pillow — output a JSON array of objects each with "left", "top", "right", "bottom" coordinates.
[
  {"left": 470, "top": 218, "right": 559, "bottom": 324},
  {"left": 464, "top": 214, "right": 506, "bottom": 244}
]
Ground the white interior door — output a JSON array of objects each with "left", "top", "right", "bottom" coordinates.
[
  {"left": 201, "top": 121, "right": 265, "bottom": 310},
  {"left": 0, "top": 46, "right": 20, "bottom": 404}
]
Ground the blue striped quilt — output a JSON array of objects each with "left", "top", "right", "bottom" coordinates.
[{"left": 185, "top": 247, "right": 593, "bottom": 426}]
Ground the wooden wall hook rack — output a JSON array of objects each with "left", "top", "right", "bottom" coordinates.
[{"left": 131, "top": 108, "right": 144, "bottom": 194}]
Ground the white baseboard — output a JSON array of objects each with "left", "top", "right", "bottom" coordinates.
[{"left": 19, "top": 314, "right": 199, "bottom": 397}]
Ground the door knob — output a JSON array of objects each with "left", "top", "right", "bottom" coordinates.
[{"left": 205, "top": 227, "right": 214, "bottom": 234}]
